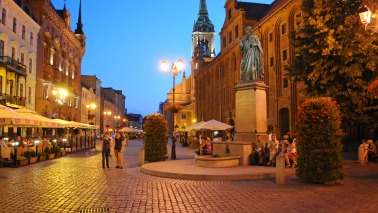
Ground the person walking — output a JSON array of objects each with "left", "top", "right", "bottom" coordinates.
[
  {"left": 101, "top": 133, "right": 111, "bottom": 169},
  {"left": 114, "top": 132, "right": 124, "bottom": 169}
]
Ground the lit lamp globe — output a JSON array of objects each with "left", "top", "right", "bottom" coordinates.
[
  {"left": 91, "top": 104, "right": 96, "bottom": 109},
  {"left": 176, "top": 59, "right": 184, "bottom": 71},
  {"left": 359, "top": 6, "right": 372, "bottom": 25},
  {"left": 161, "top": 60, "right": 169, "bottom": 72}
]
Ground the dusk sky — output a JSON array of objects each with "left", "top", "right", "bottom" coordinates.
[{"left": 52, "top": 0, "right": 274, "bottom": 116}]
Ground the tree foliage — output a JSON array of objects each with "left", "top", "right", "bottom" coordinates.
[
  {"left": 296, "top": 98, "right": 345, "bottom": 182},
  {"left": 285, "top": 0, "right": 378, "bottom": 128},
  {"left": 143, "top": 114, "right": 168, "bottom": 162}
]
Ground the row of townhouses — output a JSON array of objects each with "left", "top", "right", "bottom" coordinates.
[{"left": 0, "top": 0, "right": 128, "bottom": 136}]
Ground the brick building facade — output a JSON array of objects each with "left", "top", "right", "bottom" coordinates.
[
  {"left": 195, "top": 0, "right": 306, "bottom": 139},
  {"left": 26, "top": 0, "right": 86, "bottom": 121}
]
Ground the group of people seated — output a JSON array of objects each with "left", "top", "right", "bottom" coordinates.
[
  {"left": 250, "top": 134, "right": 297, "bottom": 168},
  {"left": 359, "top": 139, "right": 377, "bottom": 163}
]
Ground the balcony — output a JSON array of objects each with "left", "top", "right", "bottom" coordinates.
[
  {"left": 0, "top": 94, "right": 26, "bottom": 107},
  {"left": 0, "top": 56, "right": 27, "bottom": 76}
]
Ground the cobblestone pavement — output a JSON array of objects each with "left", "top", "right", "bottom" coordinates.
[{"left": 0, "top": 139, "right": 378, "bottom": 213}]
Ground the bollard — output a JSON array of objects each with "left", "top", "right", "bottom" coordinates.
[
  {"left": 358, "top": 146, "right": 365, "bottom": 165},
  {"left": 139, "top": 148, "right": 145, "bottom": 166},
  {"left": 276, "top": 156, "right": 286, "bottom": 184}
]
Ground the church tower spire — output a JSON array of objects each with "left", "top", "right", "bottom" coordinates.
[
  {"left": 191, "top": 0, "right": 216, "bottom": 58},
  {"left": 75, "top": 0, "right": 84, "bottom": 34}
]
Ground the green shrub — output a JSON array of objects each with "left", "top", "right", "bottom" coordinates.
[
  {"left": 17, "top": 156, "right": 27, "bottom": 160},
  {"left": 30, "top": 150, "right": 36, "bottom": 157},
  {"left": 143, "top": 114, "right": 168, "bottom": 162},
  {"left": 44, "top": 147, "right": 50, "bottom": 154},
  {"left": 38, "top": 152, "right": 47, "bottom": 156},
  {"left": 23, "top": 151, "right": 31, "bottom": 158},
  {"left": 54, "top": 145, "right": 60, "bottom": 153},
  {"left": 295, "top": 98, "right": 346, "bottom": 183}
]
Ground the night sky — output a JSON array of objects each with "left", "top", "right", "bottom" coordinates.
[{"left": 51, "top": 0, "right": 274, "bottom": 116}]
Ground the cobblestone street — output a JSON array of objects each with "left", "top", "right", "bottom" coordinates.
[{"left": 0, "top": 139, "right": 378, "bottom": 213}]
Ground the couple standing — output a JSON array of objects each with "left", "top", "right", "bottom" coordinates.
[{"left": 101, "top": 132, "right": 124, "bottom": 169}]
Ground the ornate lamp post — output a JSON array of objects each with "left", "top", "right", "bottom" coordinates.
[
  {"left": 114, "top": 116, "right": 121, "bottom": 130},
  {"left": 52, "top": 89, "right": 68, "bottom": 117},
  {"left": 35, "top": 139, "right": 40, "bottom": 158},
  {"left": 86, "top": 104, "right": 97, "bottom": 124},
  {"left": 161, "top": 59, "right": 185, "bottom": 160},
  {"left": 359, "top": 5, "right": 377, "bottom": 32},
  {"left": 11, "top": 142, "right": 19, "bottom": 168},
  {"left": 104, "top": 111, "right": 112, "bottom": 133}
]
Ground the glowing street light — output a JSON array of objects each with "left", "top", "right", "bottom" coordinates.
[{"left": 359, "top": 5, "right": 377, "bottom": 33}]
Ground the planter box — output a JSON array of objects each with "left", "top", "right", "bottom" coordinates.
[
  {"left": 38, "top": 155, "right": 46, "bottom": 162},
  {"left": 17, "top": 159, "right": 29, "bottom": 167},
  {"left": 0, "top": 161, "right": 3, "bottom": 168},
  {"left": 29, "top": 157, "right": 38, "bottom": 164},
  {"left": 61, "top": 152, "right": 66, "bottom": 156},
  {"left": 48, "top": 153, "right": 55, "bottom": 159},
  {"left": 55, "top": 152, "right": 61, "bottom": 157}
]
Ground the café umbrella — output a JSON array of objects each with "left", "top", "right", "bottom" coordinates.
[
  {"left": 0, "top": 106, "right": 39, "bottom": 126},
  {"left": 15, "top": 108, "right": 62, "bottom": 128},
  {"left": 186, "top": 121, "right": 206, "bottom": 131}
]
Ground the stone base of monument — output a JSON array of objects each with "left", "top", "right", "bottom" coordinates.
[
  {"left": 234, "top": 80, "right": 269, "bottom": 143},
  {"left": 212, "top": 141, "right": 253, "bottom": 165}
]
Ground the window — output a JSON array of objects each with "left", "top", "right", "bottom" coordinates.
[
  {"left": 11, "top": 47, "right": 15, "bottom": 59},
  {"left": 235, "top": 25, "right": 239, "bottom": 38},
  {"left": 30, "top": 32, "right": 33, "bottom": 46},
  {"left": 195, "top": 63, "right": 198, "bottom": 69},
  {"left": 223, "top": 37, "right": 226, "bottom": 49},
  {"left": 228, "top": 9, "right": 231, "bottom": 20},
  {"left": 283, "top": 78, "right": 289, "bottom": 88},
  {"left": 223, "top": 88, "right": 226, "bottom": 105},
  {"left": 43, "top": 85, "right": 48, "bottom": 99},
  {"left": 29, "top": 58, "right": 32, "bottom": 73},
  {"left": 22, "top": 25, "right": 25, "bottom": 39},
  {"left": 181, "top": 113, "right": 187, "bottom": 120},
  {"left": 0, "top": 76, "right": 2, "bottom": 94},
  {"left": 296, "top": 13, "right": 302, "bottom": 27},
  {"left": 20, "top": 84, "right": 23, "bottom": 97},
  {"left": 281, "top": 23, "right": 287, "bottom": 35},
  {"left": 282, "top": 49, "right": 288, "bottom": 61},
  {"left": 229, "top": 86, "right": 231, "bottom": 104},
  {"left": 21, "top": 53, "right": 24, "bottom": 64},
  {"left": 28, "top": 87, "right": 31, "bottom": 104},
  {"left": 229, "top": 31, "right": 232, "bottom": 44},
  {"left": 270, "top": 57, "right": 274, "bottom": 67},
  {"left": 269, "top": 32, "right": 273, "bottom": 43},
  {"left": 2, "top": 9, "right": 6, "bottom": 25},
  {"left": 0, "top": 40, "right": 4, "bottom": 56},
  {"left": 13, "top": 18, "right": 17, "bottom": 33},
  {"left": 9, "top": 80, "right": 13, "bottom": 96}
]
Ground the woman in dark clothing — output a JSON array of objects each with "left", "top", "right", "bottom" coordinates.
[
  {"left": 101, "top": 133, "right": 111, "bottom": 168},
  {"left": 114, "top": 132, "right": 124, "bottom": 169}
]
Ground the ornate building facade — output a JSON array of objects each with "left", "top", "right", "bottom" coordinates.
[
  {"left": 0, "top": 0, "right": 40, "bottom": 111},
  {"left": 26, "top": 0, "right": 86, "bottom": 121}
]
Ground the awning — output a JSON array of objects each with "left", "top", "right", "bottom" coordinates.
[
  {"left": 0, "top": 106, "right": 39, "bottom": 126},
  {"left": 15, "top": 108, "right": 62, "bottom": 128}
]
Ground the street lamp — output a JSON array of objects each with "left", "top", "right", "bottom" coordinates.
[
  {"left": 11, "top": 142, "right": 19, "bottom": 168},
  {"left": 86, "top": 104, "right": 97, "bottom": 124},
  {"left": 52, "top": 89, "right": 68, "bottom": 117},
  {"left": 359, "top": 5, "right": 377, "bottom": 32},
  {"left": 161, "top": 59, "right": 185, "bottom": 160},
  {"left": 114, "top": 116, "right": 121, "bottom": 129},
  {"left": 104, "top": 111, "right": 112, "bottom": 132}
]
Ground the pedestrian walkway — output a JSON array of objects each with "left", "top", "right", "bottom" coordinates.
[{"left": 0, "top": 139, "right": 377, "bottom": 213}]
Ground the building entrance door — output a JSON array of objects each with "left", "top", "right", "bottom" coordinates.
[{"left": 280, "top": 108, "right": 290, "bottom": 139}]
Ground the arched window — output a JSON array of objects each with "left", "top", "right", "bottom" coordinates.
[{"left": 280, "top": 108, "right": 290, "bottom": 138}]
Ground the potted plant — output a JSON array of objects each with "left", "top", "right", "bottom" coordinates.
[
  {"left": 54, "top": 145, "right": 61, "bottom": 157},
  {"left": 17, "top": 156, "right": 29, "bottom": 167},
  {"left": 29, "top": 150, "right": 38, "bottom": 164},
  {"left": 23, "top": 151, "right": 31, "bottom": 164},
  {"left": 38, "top": 152, "right": 47, "bottom": 162},
  {"left": 61, "top": 148, "right": 66, "bottom": 156}
]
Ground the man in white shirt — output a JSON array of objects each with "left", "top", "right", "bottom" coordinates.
[
  {"left": 267, "top": 134, "right": 279, "bottom": 166},
  {"left": 213, "top": 136, "right": 221, "bottom": 142}
]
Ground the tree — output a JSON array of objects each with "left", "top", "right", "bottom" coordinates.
[
  {"left": 296, "top": 98, "right": 345, "bottom": 183},
  {"left": 143, "top": 114, "right": 168, "bottom": 162},
  {"left": 285, "top": 0, "right": 378, "bottom": 128}
]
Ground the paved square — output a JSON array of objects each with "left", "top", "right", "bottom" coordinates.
[{"left": 0, "top": 139, "right": 377, "bottom": 213}]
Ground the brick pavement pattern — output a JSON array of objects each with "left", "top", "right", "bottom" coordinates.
[{"left": 0, "top": 139, "right": 378, "bottom": 213}]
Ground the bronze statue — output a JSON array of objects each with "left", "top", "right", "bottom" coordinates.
[{"left": 239, "top": 26, "right": 264, "bottom": 81}]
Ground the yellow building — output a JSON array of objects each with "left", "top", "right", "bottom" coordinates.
[{"left": 163, "top": 72, "right": 196, "bottom": 134}]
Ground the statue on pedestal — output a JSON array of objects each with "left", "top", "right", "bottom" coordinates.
[{"left": 239, "top": 26, "right": 264, "bottom": 81}]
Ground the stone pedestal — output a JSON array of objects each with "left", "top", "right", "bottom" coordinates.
[
  {"left": 276, "top": 156, "right": 286, "bottom": 184},
  {"left": 139, "top": 148, "right": 145, "bottom": 166},
  {"left": 358, "top": 146, "right": 365, "bottom": 165},
  {"left": 234, "top": 81, "right": 269, "bottom": 143}
]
